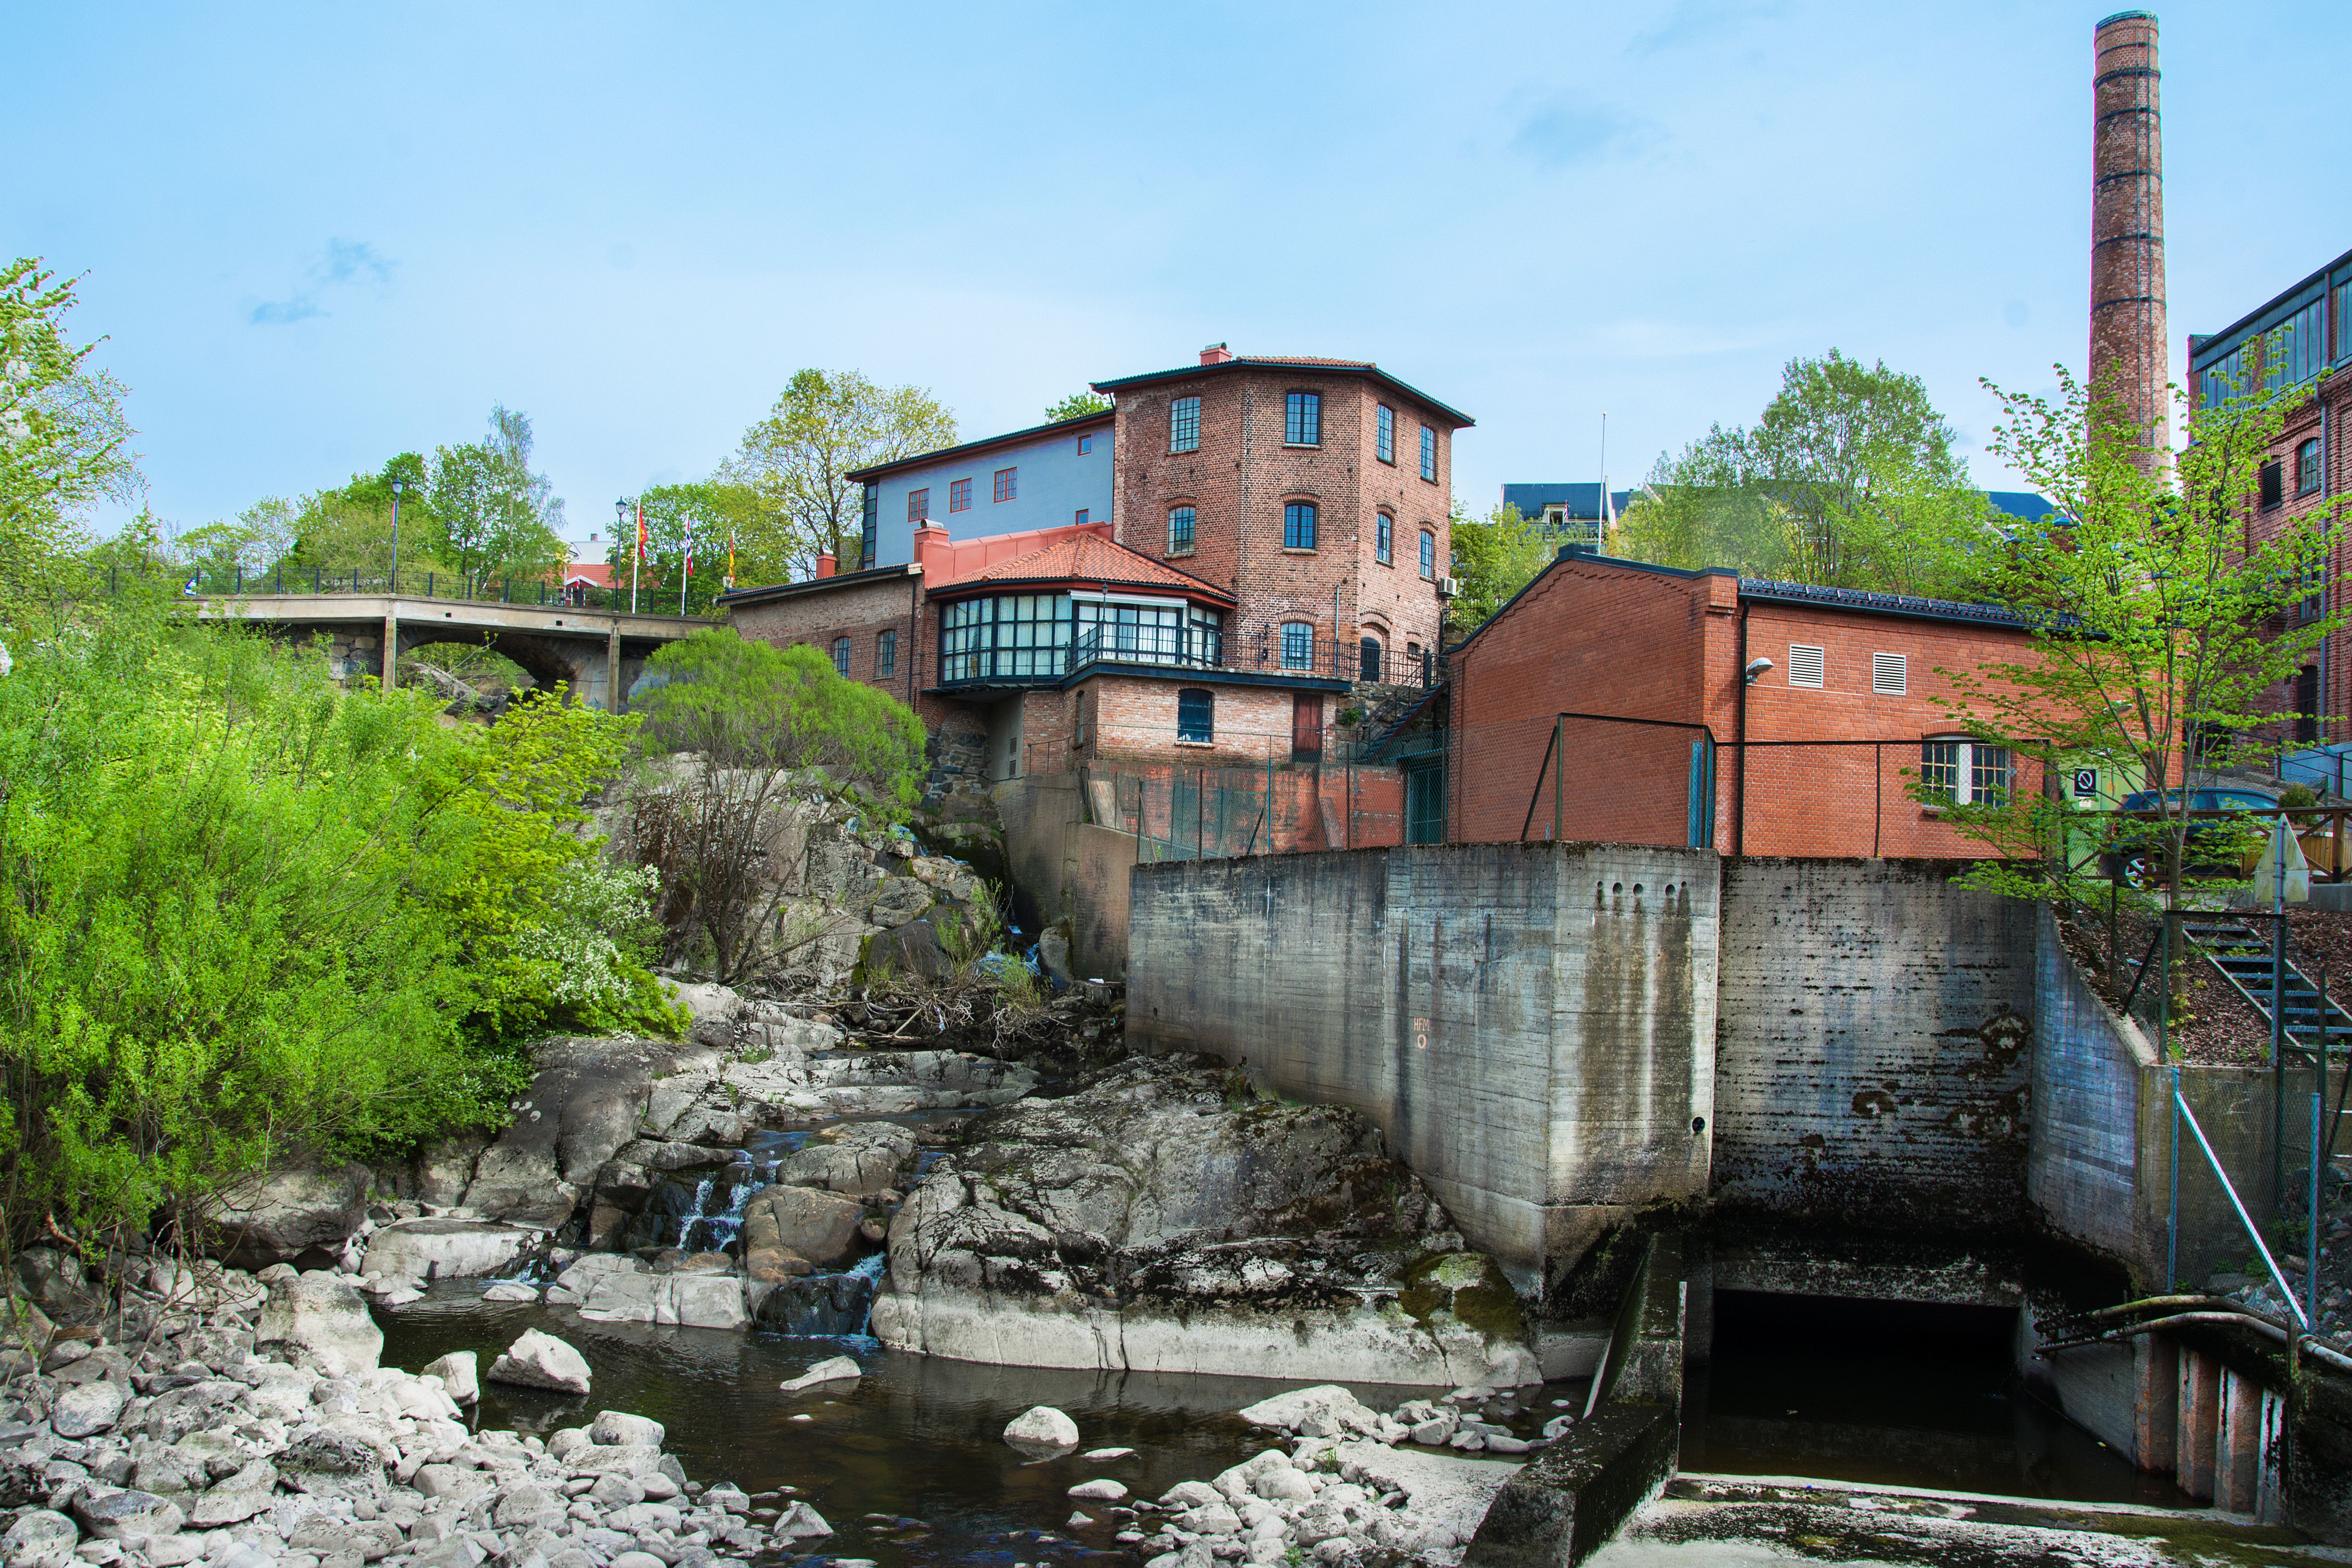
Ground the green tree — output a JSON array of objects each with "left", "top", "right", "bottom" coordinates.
[
  {"left": 720, "top": 370, "right": 956, "bottom": 578},
  {"left": 606, "top": 483, "right": 732, "bottom": 613},
  {"left": 0, "top": 606, "right": 673, "bottom": 1264},
  {"left": 1444, "top": 501, "right": 1555, "bottom": 638},
  {"left": 1616, "top": 350, "right": 1994, "bottom": 595},
  {"left": 0, "top": 259, "right": 138, "bottom": 599},
  {"left": 1927, "top": 355, "right": 2349, "bottom": 909},
  {"left": 427, "top": 406, "right": 567, "bottom": 581},
  {"left": 1045, "top": 391, "right": 1110, "bottom": 422},
  {"left": 629, "top": 630, "right": 926, "bottom": 981}
]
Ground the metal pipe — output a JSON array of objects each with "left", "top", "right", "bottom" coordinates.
[
  {"left": 2177, "top": 1084, "right": 2311, "bottom": 1328},
  {"left": 2170, "top": 1064, "right": 2181, "bottom": 1290},
  {"left": 2035, "top": 1310, "right": 2352, "bottom": 1375},
  {"left": 1733, "top": 600, "right": 1752, "bottom": 857}
]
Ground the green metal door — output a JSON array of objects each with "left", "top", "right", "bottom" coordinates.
[{"left": 1405, "top": 759, "right": 1445, "bottom": 844}]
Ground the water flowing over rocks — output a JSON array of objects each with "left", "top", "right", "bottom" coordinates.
[{"left": 870, "top": 1056, "right": 1535, "bottom": 1385}]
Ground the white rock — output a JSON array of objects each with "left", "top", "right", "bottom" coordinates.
[
  {"left": 421, "top": 1352, "right": 478, "bottom": 1403},
  {"left": 481, "top": 1283, "right": 538, "bottom": 1303},
  {"left": 779, "top": 1356, "right": 862, "bottom": 1395},
  {"left": 50, "top": 1380, "right": 126, "bottom": 1437},
  {"left": 251, "top": 1272, "right": 383, "bottom": 1376},
  {"left": 771, "top": 1502, "right": 832, "bottom": 1541},
  {"left": 1004, "top": 1405, "right": 1080, "bottom": 1450},
  {"left": 486, "top": 1330, "right": 592, "bottom": 1394},
  {"left": 2, "top": 1510, "right": 78, "bottom": 1568},
  {"left": 1237, "top": 1386, "right": 1379, "bottom": 1438},
  {"left": 589, "top": 1411, "right": 664, "bottom": 1447},
  {"left": 1068, "top": 1479, "right": 1128, "bottom": 1501},
  {"left": 1082, "top": 1447, "right": 1136, "bottom": 1461},
  {"left": 1068, "top": 1513, "right": 1093, "bottom": 1527}
]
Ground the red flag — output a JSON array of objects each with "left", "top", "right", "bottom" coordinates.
[
  {"left": 636, "top": 502, "right": 648, "bottom": 561},
  {"left": 683, "top": 517, "right": 695, "bottom": 576}
]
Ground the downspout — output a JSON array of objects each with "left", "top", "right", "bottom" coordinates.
[
  {"left": 907, "top": 568, "right": 920, "bottom": 711},
  {"left": 1733, "top": 598, "right": 1753, "bottom": 857}
]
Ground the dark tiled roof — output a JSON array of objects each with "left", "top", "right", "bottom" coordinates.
[
  {"left": 1089, "top": 357, "right": 1474, "bottom": 428},
  {"left": 1501, "top": 482, "right": 1635, "bottom": 521},
  {"left": 844, "top": 409, "right": 1114, "bottom": 483},
  {"left": 1735, "top": 577, "right": 2043, "bottom": 629}
]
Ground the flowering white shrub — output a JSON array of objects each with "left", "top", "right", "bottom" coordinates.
[{"left": 512, "top": 858, "right": 663, "bottom": 1006}]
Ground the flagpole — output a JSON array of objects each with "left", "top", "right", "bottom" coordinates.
[
  {"left": 1598, "top": 413, "right": 1608, "bottom": 547},
  {"left": 680, "top": 518, "right": 692, "bottom": 616}
]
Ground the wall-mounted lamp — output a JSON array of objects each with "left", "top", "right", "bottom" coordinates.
[{"left": 1744, "top": 656, "right": 1774, "bottom": 685}]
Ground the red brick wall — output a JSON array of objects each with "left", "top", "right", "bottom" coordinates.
[
  {"left": 1109, "top": 369, "right": 1453, "bottom": 671},
  {"left": 1067, "top": 675, "right": 1304, "bottom": 769},
  {"left": 2223, "top": 368, "right": 2350, "bottom": 749},
  {"left": 1450, "top": 555, "right": 2051, "bottom": 857}
]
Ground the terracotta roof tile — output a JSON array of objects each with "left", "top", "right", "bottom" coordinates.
[{"left": 961, "top": 532, "right": 1233, "bottom": 602}]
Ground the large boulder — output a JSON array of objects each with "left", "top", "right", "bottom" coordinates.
[
  {"left": 465, "top": 1035, "right": 719, "bottom": 1230},
  {"left": 774, "top": 1124, "right": 918, "bottom": 1198},
  {"left": 487, "top": 1330, "right": 592, "bottom": 1394},
  {"left": 201, "top": 1162, "right": 370, "bottom": 1270},
  {"left": 870, "top": 1055, "right": 1523, "bottom": 1385},
  {"left": 251, "top": 1270, "right": 382, "bottom": 1376},
  {"left": 739, "top": 1185, "right": 866, "bottom": 1273},
  {"left": 361, "top": 1218, "right": 539, "bottom": 1287}
]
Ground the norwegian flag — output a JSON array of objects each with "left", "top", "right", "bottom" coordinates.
[{"left": 682, "top": 517, "right": 695, "bottom": 576}]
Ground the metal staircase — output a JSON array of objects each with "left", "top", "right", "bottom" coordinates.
[{"left": 2181, "top": 915, "right": 2352, "bottom": 1049}]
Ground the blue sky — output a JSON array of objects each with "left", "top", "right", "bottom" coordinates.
[{"left": 9, "top": 0, "right": 2348, "bottom": 552}]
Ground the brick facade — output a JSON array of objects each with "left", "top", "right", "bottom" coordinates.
[
  {"left": 1102, "top": 361, "right": 1460, "bottom": 671},
  {"left": 1449, "top": 550, "right": 2051, "bottom": 858}
]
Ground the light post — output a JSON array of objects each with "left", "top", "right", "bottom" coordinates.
[
  {"left": 616, "top": 498, "right": 633, "bottom": 613},
  {"left": 390, "top": 479, "right": 403, "bottom": 594}
]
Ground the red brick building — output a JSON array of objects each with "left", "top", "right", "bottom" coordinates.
[
  {"left": 1446, "top": 548, "right": 2051, "bottom": 857},
  {"left": 2187, "top": 246, "right": 2352, "bottom": 757},
  {"left": 718, "top": 347, "right": 1469, "bottom": 787}
]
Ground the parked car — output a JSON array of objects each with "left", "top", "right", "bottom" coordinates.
[{"left": 2101, "top": 787, "right": 2280, "bottom": 886}]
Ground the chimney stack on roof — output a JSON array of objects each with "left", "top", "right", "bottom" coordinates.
[
  {"left": 2090, "top": 9, "right": 2169, "bottom": 456},
  {"left": 1199, "top": 343, "right": 1234, "bottom": 365}
]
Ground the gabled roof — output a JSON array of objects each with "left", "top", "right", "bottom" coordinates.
[
  {"left": 845, "top": 409, "right": 1114, "bottom": 484},
  {"left": 938, "top": 530, "right": 1236, "bottom": 605},
  {"left": 1090, "top": 356, "right": 1474, "bottom": 428}
]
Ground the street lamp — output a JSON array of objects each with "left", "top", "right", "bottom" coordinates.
[
  {"left": 615, "top": 498, "right": 632, "bottom": 613},
  {"left": 390, "top": 479, "right": 403, "bottom": 594}
]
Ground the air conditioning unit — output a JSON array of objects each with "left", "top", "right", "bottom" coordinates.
[{"left": 1438, "top": 575, "right": 1462, "bottom": 598}]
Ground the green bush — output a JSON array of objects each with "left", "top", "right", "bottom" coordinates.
[{"left": 0, "top": 603, "right": 672, "bottom": 1258}]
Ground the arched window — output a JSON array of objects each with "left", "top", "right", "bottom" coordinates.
[
  {"left": 1921, "top": 737, "right": 2010, "bottom": 806},
  {"left": 1285, "top": 502, "right": 1318, "bottom": 550},
  {"left": 2299, "top": 438, "right": 2323, "bottom": 496},
  {"left": 1177, "top": 688, "right": 1214, "bottom": 744},
  {"left": 1359, "top": 636, "right": 1384, "bottom": 682},
  {"left": 1419, "top": 530, "right": 1437, "bottom": 579},
  {"left": 831, "top": 637, "right": 852, "bottom": 677},
  {"left": 1280, "top": 621, "right": 1314, "bottom": 670},
  {"left": 1375, "top": 512, "right": 1394, "bottom": 565},
  {"left": 1168, "top": 505, "right": 1196, "bottom": 554}
]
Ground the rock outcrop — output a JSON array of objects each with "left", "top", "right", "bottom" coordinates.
[
  {"left": 870, "top": 1056, "right": 1536, "bottom": 1385},
  {"left": 201, "top": 1162, "right": 372, "bottom": 1271}
]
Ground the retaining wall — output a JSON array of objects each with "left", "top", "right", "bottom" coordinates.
[
  {"left": 1125, "top": 842, "right": 1719, "bottom": 1288},
  {"left": 1711, "top": 858, "right": 2038, "bottom": 1231}
]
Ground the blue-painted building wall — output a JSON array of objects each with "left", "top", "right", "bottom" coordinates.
[{"left": 866, "top": 420, "right": 1114, "bottom": 566}]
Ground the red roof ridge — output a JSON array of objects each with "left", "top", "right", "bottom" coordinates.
[{"left": 955, "top": 531, "right": 1233, "bottom": 601}]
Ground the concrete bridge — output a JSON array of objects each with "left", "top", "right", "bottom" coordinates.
[{"left": 197, "top": 593, "right": 714, "bottom": 711}]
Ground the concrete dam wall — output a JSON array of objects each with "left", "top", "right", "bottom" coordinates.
[{"left": 1126, "top": 842, "right": 1720, "bottom": 1286}]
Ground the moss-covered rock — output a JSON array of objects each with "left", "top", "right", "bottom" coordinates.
[{"left": 1400, "top": 1250, "right": 1525, "bottom": 1342}]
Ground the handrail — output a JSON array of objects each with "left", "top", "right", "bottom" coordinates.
[{"left": 2172, "top": 1071, "right": 2310, "bottom": 1330}]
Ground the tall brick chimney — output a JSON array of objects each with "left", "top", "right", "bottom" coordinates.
[{"left": 2091, "top": 10, "right": 2169, "bottom": 454}]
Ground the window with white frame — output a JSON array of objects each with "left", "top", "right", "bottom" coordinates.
[
  {"left": 1872, "top": 652, "right": 1907, "bottom": 695},
  {"left": 1280, "top": 621, "right": 1314, "bottom": 670},
  {"left": 1921, "top": 737, "right": 2011, "bottom": 806},
  {"left": 1787, "top": 644, "right": 1825, "bottom": 688}
]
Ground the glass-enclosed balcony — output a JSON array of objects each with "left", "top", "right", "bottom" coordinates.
[{"left": 937, "top": 592, "right": 1225, "bottom": 685}]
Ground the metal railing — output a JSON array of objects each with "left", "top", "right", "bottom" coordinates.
[
  {"left": 943, "top": 627, "right": 1441, "bottom": 689},
  {"left": 2170, "top": 1066, "right": 2318, "bottom": 1331},
  {"left": 150, "top": 564, "right": 725, "bottom": 620}
]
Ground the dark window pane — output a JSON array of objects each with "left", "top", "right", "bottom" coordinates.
[
  {"left": 1420, "top": 426, "right": 1436, "bottom": 480},
  {"left": 1285, "top": 502, "right": 1318, "bottom": 549},
  {"left": 1177, "top": 688, "right": 1213, "bottom": 744},
  {"left": 1376, "top": 405, "right": 1394, "bottom": 463},
  {"left": 1285, "top": 392, "right": 1321, "bottom": 446},
  {"left": 1171, "top": 396, "right": 1201, "bottom": 453}
]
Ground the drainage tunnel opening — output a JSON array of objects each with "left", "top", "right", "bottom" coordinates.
[{"left": 1684, "top": 1289, "right": 2192, "bottom": 1506}]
